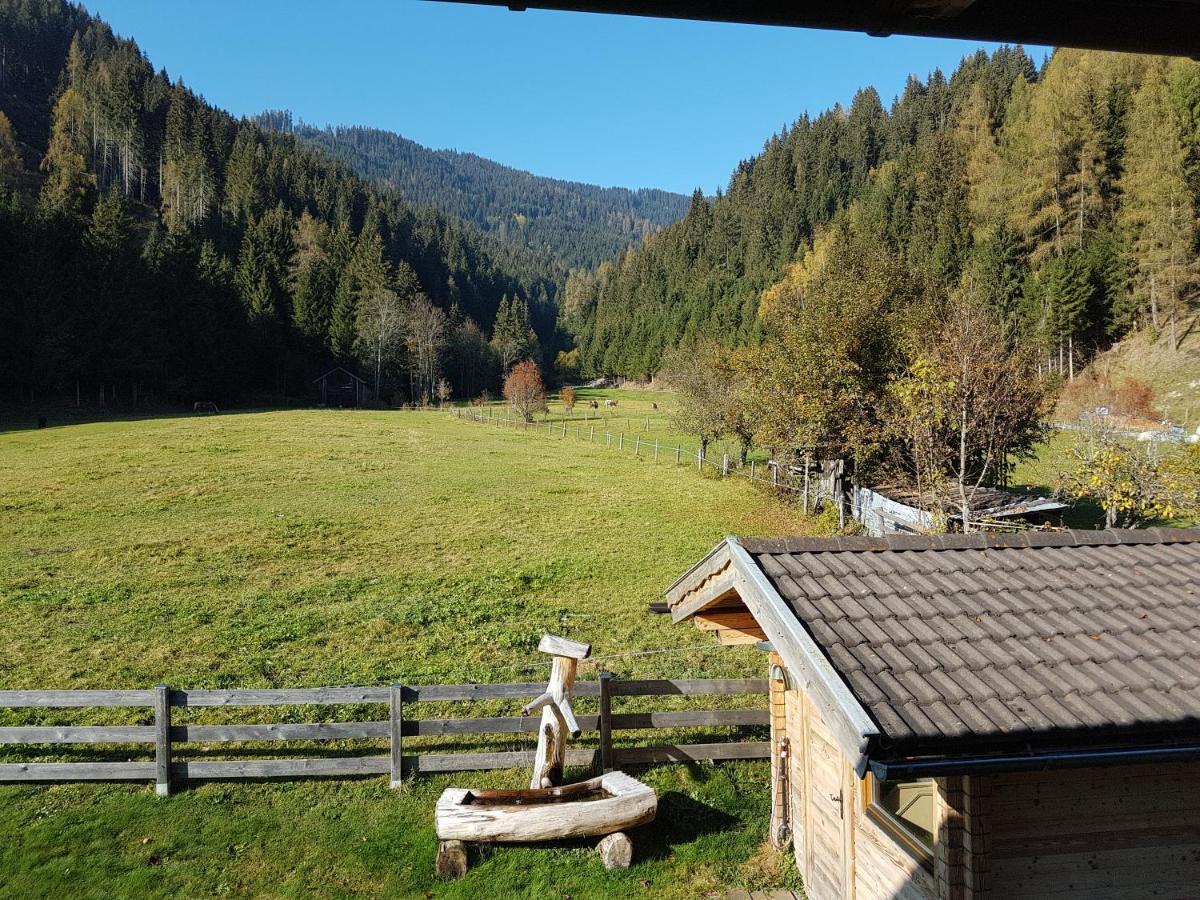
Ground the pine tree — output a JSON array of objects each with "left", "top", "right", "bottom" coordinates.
[{"left": 1119, "top": 61, "right": 1197, "bottom": 350}]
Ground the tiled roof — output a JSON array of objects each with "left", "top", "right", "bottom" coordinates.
[{"left": 742, "top": 529, "right": 1200, "bottom": 755}]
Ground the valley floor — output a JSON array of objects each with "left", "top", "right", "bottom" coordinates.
[{"left": 0, "top": 404, "right": 807, "bottom": 898}]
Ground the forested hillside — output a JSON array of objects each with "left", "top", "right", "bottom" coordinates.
[
  {"left": 570, "top": 47, "right": 1200, "bottom": 381},
  {"left": 0, "top": 0, "right": 562, "bottom": 406},
  {"left": 260, "top": 115, "right": 689, "bottom": 270}
]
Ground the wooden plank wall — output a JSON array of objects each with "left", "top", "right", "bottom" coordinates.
[
  {"left": 783, "top": 684, "right": 937, "bottom": 900},
  {"left": 985, "top": 762, "right": 1200, "bottom": 899}
]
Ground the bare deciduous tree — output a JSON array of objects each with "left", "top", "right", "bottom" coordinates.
[
  {"left": 404, "top": 294, "right": 447, "bottom": 404},
  {"left": 355, "top": 286, "right": 404, "bottom": 401}
]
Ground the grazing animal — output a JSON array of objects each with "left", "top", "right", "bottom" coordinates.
[
  {"left": 605, "top": 399, "right": 618, "bottom": 409},
  {"left": 589, "top": 400, "right": 599, "bottom": 410},
  {"left": 651, "top": 403, "right": 658, "bottom": 410},
  {"left": 193, "top": 401, "right": 219, "bottom": 415},
  {"left": 471, "top": 398, "right": 484, "bottom": 407}
]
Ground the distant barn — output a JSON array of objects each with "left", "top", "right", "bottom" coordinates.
[{"left": 313, "top": 367, "right": 368, "bottom": 408}]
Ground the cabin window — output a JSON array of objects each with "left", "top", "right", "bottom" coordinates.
[{"left": 863, "top": 774, "right": 935, "bottom": 864}]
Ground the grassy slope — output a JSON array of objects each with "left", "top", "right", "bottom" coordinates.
[
  {"left": 0, "top": 404, "right": 809, "bottom": 898},
  {"left": 1069, "top": 319, "right": 1200, "bottom": 427}
]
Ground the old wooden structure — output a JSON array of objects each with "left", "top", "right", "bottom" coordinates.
[
  {"left": 433, "top": 634, "right": 658, "bottom": 877},
  {"left": 667, "top": 529, "right": 1200, "bottom": 899},
  {"left": 312, "top": 366, "right": 368, "bottom": 408}
]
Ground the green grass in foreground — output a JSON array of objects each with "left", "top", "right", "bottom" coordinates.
[{"left": 0, "top": 405, "right": 810, "bottom": 898}]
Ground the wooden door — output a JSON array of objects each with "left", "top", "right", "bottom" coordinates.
[{"left": 805, "top": 712, "right": 849, "bottom": 900}]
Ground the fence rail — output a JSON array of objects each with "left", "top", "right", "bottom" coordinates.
[{"left": 0, "top": 677, "right": 768, "bottom": 792}]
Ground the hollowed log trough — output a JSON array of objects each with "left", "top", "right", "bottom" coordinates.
[{"left": 434, "top": 771, "right": 657, "bottom": 877}]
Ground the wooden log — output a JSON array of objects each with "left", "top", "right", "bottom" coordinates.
[
  {"left": 174, "top": 722, "right": 389, "bottom": 742},
  {"left": 174, "top": 687, "right": 389, "bottom": 706},
  {"left": 537, "top": 634, "right": 592, "bottom": 660},
  {"left": 173, "top": 756, "right": 391, "bottom": 780},
  {"left": 597, "top": 831, "right": 633, "bottom": 869},
  {"left": 154, "top": 684, "right": 171, "bottom": 797},
  {"left": 0, "top": 725, "right": 156, "bottom": 744},
  {"left": 0, "top": 761, "right": 157, "bottom": 781},
  {"left": 435, "top": 771, "right": 656, "bottom": 843},
  {"left": 0, "top": 690, "right": 155, "bottom": 708},
  {"left": 436, "top": 840, "right": 468, "bottom": 879},
  {"left": 694, "top": 611, "right": 760, "bottom": 632}
]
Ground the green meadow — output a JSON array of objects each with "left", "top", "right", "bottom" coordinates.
[{"left": 0, "top": 400, "right": 808, "bottom": 898}]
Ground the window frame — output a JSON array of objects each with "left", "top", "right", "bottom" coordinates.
[{"left": 861, "top": 772, "right": 935, "bottom": 870}]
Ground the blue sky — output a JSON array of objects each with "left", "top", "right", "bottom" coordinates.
[{"left": 82, "top": 1, "right": 1046, "bottom": 195}]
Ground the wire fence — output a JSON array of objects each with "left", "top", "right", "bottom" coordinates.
[{"left": 450, "top": 404, "right": 824, "bottom": 506}]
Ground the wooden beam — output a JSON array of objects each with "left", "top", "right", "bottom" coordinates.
[
  {"left": 716, "top": 626, "right": 768, "bottom": 646},
  {"left": 537, "top": 634, "right": 591, "bottom": 659},
  {"left": 693, "top": 611, "right": 757, "bottom": 631}
]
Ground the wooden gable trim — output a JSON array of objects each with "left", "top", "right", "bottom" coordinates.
[
  {"left": 665, "top": 536, "right": 880, "bottom": 776},
  {"left": 726, "top": 536, "right": 880, "bottom": 777}
]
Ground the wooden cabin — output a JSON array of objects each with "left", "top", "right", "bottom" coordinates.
[
  {"left": 666, "top": 529, "right": 1200, "bottom": 900},
  {"left": 313, "top": 367, "right": 369, "bottom": 408}
]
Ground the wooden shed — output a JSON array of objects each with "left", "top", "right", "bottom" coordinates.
[
  {"left": 313, "top": 367, "right": 368, "bottom": 408},
  {"left": 666, "top": 529, "right": 1200, "bottom": 900}
]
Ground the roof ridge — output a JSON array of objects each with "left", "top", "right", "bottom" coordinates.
[{"left": 740, "top": 528, "right": 1200, "bottom": 554}]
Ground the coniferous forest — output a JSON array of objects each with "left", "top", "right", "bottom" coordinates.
[
  {"left": 568, "top": 47, "right": 1200, "bottom": 383},
  {"left": 0, "top": 0, "right": 564, "bottom": 406},
  {"left": 264, "top": 116, "right": 690, "bottom": 270}
]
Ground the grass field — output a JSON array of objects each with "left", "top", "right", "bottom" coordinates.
[{"left": 0, "top": 401, "right": 811, "bottom": 898}]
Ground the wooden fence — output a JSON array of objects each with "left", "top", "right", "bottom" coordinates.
[{"left": 0, "top": 676, "right": 768, "bottom": 794}]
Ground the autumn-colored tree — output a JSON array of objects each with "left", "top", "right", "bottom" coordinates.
[
  {"left": 660, "top": 340, "right": 732, "bottom": 457},
  {"left": 560, "top": 386, "right": 577, "bottom": 416},
  {"left": 504, "top": 359, "right": 548, "bottom": 422},
  {"left": 1059, "top": 421, "right": 1200, "bottom": 527},
  {"left": 886, "top": 290, "right": 1049, "bottom": 529}
]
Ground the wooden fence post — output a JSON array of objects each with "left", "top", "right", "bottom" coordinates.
[
  {"left": 590, "top": 426, "right": 594, "bottom": 442},
  {"left": 619, "top": 432, "right": 623, "bottom": 451},
  {"left": 562, "top": 421, "right": 567, "bottom": 437},
  {"left": 598, "top": 672, "right": 614, "bottom": 774},
  {"left": 654, "top": 439, "right": 659, "bottom": 462},
  {"left": 390, "top": 684, "right": 404, "bottom": 788},
  {"left": 634, "top": 435, "right": 640, "bottom": 455},
  {"left": 154, "top": 683, "right": 171, "bottom": 797},
  {"left": 722, "top": 453, "right": 729, "bottom": 476},
  {"left": 698, "top": 447, "right": 703, "bottom": 472},
  {"left": 644, "top": 416, "right": 649, "bottom": 431},
  {"left": 750, "top": 460, "right": 756, "bottom": 481},
  {"left": 606, "top": 431, "right": 611, "bottom": 448}
]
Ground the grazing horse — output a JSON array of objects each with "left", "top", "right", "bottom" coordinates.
[
  {"left": 605, "top": 399, "right": 618, "bottom": 409},
  {"left": 193, "top": 401, "right": 219, "bottom": 415}
]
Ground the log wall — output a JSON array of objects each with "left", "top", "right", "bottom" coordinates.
[{"left": 985, "top": 762, "right": 1200, "bottom": 899}]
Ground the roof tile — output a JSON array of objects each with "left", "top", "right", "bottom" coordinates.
[{"left": 737, "top": 529, "right": 1200, "bottom": 750}]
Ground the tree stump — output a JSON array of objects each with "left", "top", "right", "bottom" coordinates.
[
  {"left": 596, "top": 831, "right": 633, "bottom": 869},
  {"left": 436, "top": 840, "right": 468, "bottom": 879}
]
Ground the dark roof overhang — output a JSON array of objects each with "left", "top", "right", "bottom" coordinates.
[{"left": 434, "top": 1, "right": 1200, "bottom": 58}]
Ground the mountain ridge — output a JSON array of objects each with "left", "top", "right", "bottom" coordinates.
[{"left": 255, "top": 112, "right": 690, "bottom": 270}]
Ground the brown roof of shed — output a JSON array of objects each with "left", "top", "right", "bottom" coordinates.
[{"left": 742, "top": 529, "right": 1200, "bottom": 756}]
